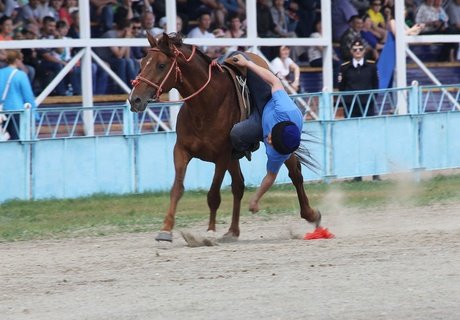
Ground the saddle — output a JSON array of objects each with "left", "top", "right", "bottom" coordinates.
[{"left": 222, "top": 52, "right": 270, "bottom": 121}]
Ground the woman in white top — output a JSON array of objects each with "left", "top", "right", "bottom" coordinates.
[{"left": 270, "top": 46, "right": 300, "bottom": 92}]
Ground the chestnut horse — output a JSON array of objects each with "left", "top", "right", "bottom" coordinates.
[{"left": 128, "top": 33, "right": 320, "bottom": 242}]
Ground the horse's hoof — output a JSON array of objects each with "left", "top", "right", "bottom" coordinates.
[
  {"left": 206, "top": 230, "right": 217, "bottom": 240},
  {"left": 219, "top": 232, "right": 239, "bottom": 243},
  {"left": 314, "top": 210, "right": 322, "bottom": 228},
  {"left": 155, "top": 231, "right": 173, "bottom": 242}
]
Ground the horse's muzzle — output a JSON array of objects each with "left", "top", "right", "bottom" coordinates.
[{"left": 129, "top": 96, "right": 147, "bottom": 113}]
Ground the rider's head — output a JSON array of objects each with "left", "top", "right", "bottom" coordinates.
[{"left": 270, "top": 121, "right": 301, "bottom": 154}]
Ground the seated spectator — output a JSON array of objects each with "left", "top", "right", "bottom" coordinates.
[
  {"left": 270, "top": 0, "right": 297, "bottom": 38},
  {"left": 416, "top": 0, "right": 448, "bottom": 34},
  {"left": 295, "top": 0, "right": 320, "bottom": 38},
  {"left": 350, "top": 0, "right": 370, "bottom": 16},
  {"left": 158, "top": 15, "right": 184, "bottom": 34},
  {"left": 361, "top": 14, "right": 384, "bottom": 52},
  {"left": 224, "top": 13, "right": 246, "bottom": 54},
  {"left": 340, "top": 15, "right": 376, "bottom": 61},
  {"left": 20, "top": 24, "right": 41, "bottom": 90},
  {"left": 0, "top": 16, "right": 34, "bottom": 83},
  {"left": 130, "top": 17, "right": 145, "bottom": 61},
  {"left": 36, "top": 16, "right": 68, "bottom": 95},
  {"left": 131, "top": 0, "right": 156, "bottom": 18},
  {"left": 140, "top": 11, "right": 163, "bottom": 37},
  {"left": 95, "top": 13, "right": 139, "bottom": 94},
  {"left": 366, "top": 0, "right": 386, "bottom": 41},
  {"left": 37, "top": 0, "right": 54, "bottom": 22},
  {"left": 308, "top": 19, "right": 341, "bottom": 87},
  {"left": 187, "top": 11, "right": 219, "bottom": 56},
  {"left": 446, "top": 0, "right": 460, "bottom": 33},
  {"left": 270, "top": 45, "right": 300, "bottom": 92},
  {"left": 219, "top": 0, "right": 246, "bottom": 18},
  {"left": 257, "top": 0, "right": 287, "bottom": 60},
  {"left": 178, "top": 0, "right": 226, "bottom": 31},
  {"left": 19, "top": 0, "right": 42, "bottom": 27},
  {"left": 0, "top": 15, "right": 13, "bottom": 41},
  {"left": 64, "top": 10, "right": 107, "bottom": 95},
  {"left": 67, "top": 9, "right": 80, "bottom": 38},
  {"left": 332, "top": 0, "right": 358, "bottom": 42},
  {"left": 90, "top": 0, "right": 120, "bottom": 37},
  {"left": 285, "top": 1, "right": 299, "bottom": 33}
]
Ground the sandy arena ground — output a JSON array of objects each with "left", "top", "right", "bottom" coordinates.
[{"left": 1, "top": 199, "right": 460, "bottom": 320}]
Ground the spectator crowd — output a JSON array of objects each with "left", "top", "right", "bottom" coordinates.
[{"left": 0, "top": 0, "right": 459, "bottom": 96}]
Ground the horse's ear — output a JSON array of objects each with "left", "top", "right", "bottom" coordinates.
[
  {"left": 147, "top": 32, "right": 158, "bottom": 48},
  {"left": 161, "top": 32, "right": 171, "bottom": 47}
]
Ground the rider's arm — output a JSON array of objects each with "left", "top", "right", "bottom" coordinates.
[
  {"left": 249, "top": 171, "right": 277, "bottom": 213},
  {"left": 233, "top": 54, "right": 284, "bottom": 93}
]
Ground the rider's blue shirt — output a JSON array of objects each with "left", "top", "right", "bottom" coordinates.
[{"left": 262, "top": 89, "right": 303, "bottom": 174}]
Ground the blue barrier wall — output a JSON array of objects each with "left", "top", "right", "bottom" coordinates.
[{"left": 1, "top": 85, "right": 459, "bottom": 203}]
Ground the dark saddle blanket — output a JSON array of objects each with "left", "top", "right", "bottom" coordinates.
[{"left": 222, "top": 52, "right": 272, "bottom": 121}]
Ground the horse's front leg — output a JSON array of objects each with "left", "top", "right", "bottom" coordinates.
[
  {"left": 222, "top": 159, "right": 244, "bottom": 239},
  {"left": 206, "top": 160, "right": 228, "bottom": 233},
  {"left": 156, "top": 144, "right": 191, "bottom": 242},
  {"left": 284, "top": 155, "right": 321, "bottom": 227}
]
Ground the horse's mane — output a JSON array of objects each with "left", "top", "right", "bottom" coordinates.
[{"left": 157, "top": 32, "right": 212, "bottom": 64}]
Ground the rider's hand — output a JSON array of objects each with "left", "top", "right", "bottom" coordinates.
[
  {"left": 249, "top": 198, "right": 259, "bottom": 213},
  {"left": 232, "top": 54, "right": 249, "bottom": 67}
]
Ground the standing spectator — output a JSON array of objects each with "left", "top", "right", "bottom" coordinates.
[
  {"left": 0, "top": 50, "right": 37, "bottom": 141},
  {"left": 338, "top": 39, "right": 379, "bottom": 118},
  {"left": 340, "top": 15, "right": 376, "bottom": 61},
  {"left": 270, "top": 46, "right": 301, "bottom": 92},
  {"left": 140, "top": 11, "right": 163, "bottom": 37},
  {"left": 366, "top": 0, "right": 387, "bottom": 41},
  {"left": 331, "top": 0, "right": 358, "bottom": 42},
  {"left": 338, "top": 39, "right": 380, "bottom": 181}
]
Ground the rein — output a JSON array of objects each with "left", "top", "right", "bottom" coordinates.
[{"left": 131, "top": 45, "right": 223, "bottom": 102}]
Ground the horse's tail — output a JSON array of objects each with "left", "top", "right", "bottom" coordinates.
[{"left": 294, "top": 131, "right": 320, "bottom": 173}]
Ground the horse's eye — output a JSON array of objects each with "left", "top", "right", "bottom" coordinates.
[{"left": 158, "top": 63, "right": 166, "bottom": 70}]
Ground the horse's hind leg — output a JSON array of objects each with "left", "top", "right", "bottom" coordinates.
[
  {"left": 284, "top": 155, "right": 321, "bottom": 227},
  {"left": 223, "top": 159, "right": 244, "bottom": 238},
  {"left": 156, "top": 145, "right": 191, "bottom": 242},
  {"left": 206, "top": 161, "right": 228, "bottom": 233}
]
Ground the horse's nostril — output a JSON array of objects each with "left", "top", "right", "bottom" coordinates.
[{"left": 134, "top": 97, "right": 142, "bottom": 105}]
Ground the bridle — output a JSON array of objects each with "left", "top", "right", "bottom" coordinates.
[{"left": 131, "top": 45, "right": 222, "bottom": 102}]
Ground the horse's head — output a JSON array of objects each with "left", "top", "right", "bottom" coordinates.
[{"left": 129, "top": 32, "right": 187, "bottom": 112}]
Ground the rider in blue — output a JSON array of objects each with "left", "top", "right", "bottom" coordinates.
[{"left": 230, "top": 53, "right": 303, "bottom": 213}]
